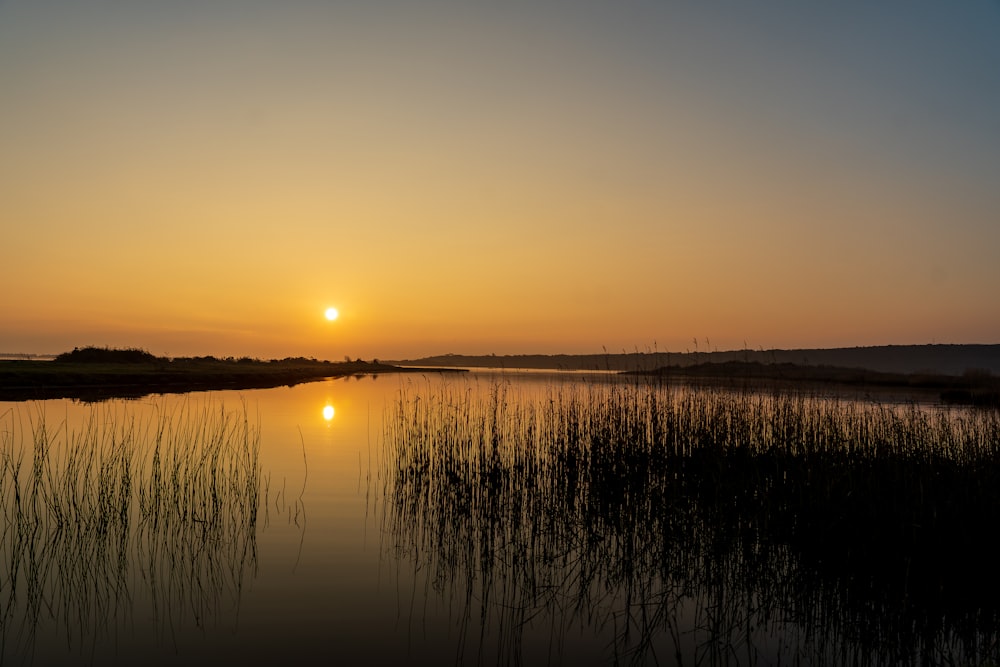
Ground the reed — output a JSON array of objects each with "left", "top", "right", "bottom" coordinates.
[
  {"left": 381, "top": 378, "right": 1000, "bottom": 665},
  {"left": 0, "top": 398, "right": 261, "bottom": 659}
]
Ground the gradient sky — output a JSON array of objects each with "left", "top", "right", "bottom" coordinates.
[{"left": 2, "top": 1, "right": 999, "bottom": 360}]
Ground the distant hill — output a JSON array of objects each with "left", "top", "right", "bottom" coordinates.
[{"left": 391, "top": 344, "right": 1000, "bottom": 376}]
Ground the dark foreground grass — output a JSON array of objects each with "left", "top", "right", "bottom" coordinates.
[
  {"left": 0, "top": 399, "right": 262, "bottom": 659},
  {"left": 381, "top": 378, "right": 1000, "bottom": 666}
]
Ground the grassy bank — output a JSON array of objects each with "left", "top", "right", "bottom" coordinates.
[
  {"left": 633, "top": 360, "right": 1000, "bottom": 407},
  {"left": 0, "top": 346, "right": 463, "bottom": 401},
  {"left": 392, "top": 343, "right": 1000, "bottom": 375}
]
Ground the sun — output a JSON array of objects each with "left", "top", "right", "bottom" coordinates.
[{"left": 324, "top": 307, "right": 339, "bottom": 321}]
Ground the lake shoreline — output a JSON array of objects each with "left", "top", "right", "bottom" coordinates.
[
  {"left": 3, "top": 344, "right": 997, "bottom": 407},
  {"left": 625, "top": 360, "right": 1000, "bottom": 407},
  {"left": 392, "top": 343, "right": 1000, "bottom": 376},
  {"left": 0, "top": 358, "right": 466, "bottom": 402}
]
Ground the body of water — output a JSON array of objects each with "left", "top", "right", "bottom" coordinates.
[{"left": 1, "top": 371, "right": 998, "bottom": 665}]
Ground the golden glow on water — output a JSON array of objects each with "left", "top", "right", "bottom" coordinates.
[{"left": 1, "top": 375, "right": 996, "bottom": 665}]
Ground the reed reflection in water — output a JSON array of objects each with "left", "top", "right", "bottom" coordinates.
[
  {"left": 380, "top": 379, "right": 1000, "bottom": 665},
  {"left": 0, "top": 399, "right": 261, "bottom": 662}
]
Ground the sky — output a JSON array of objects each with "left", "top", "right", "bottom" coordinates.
[{"left": 2, "top": 1, "right": 999, "bottom": 360}]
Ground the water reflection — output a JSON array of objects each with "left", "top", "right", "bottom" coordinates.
[
  {"left": 379, "top": 380, "right": 1000, "bottom": 665},
  {"left": 0, "top": 399, "right": 261, "bottom": 662},
  {"left": 5, "top": 374, "right": 996, "bottom": 665}
]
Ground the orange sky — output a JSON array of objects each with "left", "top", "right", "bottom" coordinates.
[{"left": 2, "top": 2, "right": 999, "bottom": 360}]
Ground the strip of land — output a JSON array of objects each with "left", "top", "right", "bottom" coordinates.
[
  {"left": 3, "top": 346, "right": 997, "bottom": 406},
  {"left": 391, "top": 345, "right": 1000, "bottom": 407},
  {"left": 392, "top": 344, "right": 1000, "bottom": 376},
  {"left": 628, "top": 361, "right": 1000, "bottom": 407},
  {"left": 0, "top": 347, "right": 464, "bottom": 402}
]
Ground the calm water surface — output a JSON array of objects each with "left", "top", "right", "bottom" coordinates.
[
  {"left": 1, "top": 371, "right": 997, "bottom": 666},
  {"left": 0, "top": 372, "right": 604, "bottom": 665}
]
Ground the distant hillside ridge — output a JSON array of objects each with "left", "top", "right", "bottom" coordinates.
[{"left": 391, "top": 344, "right": 1000, "bottom": 376}]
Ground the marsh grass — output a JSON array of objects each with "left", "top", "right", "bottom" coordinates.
[
  {"left": 381, "top": 378, "right": 1000, "bottom": 665},
  {"left": 0, "top": 399, "right": 261, "bottom": 659}
]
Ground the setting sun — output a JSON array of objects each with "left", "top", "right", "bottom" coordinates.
[{"left": 1, "top": 3, "right": 999, "bottom": 663}]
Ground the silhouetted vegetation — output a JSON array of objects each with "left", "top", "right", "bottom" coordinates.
[
  {"left": 0, "top": 400, "right": 261, "bottom": 658},
  {"left": 0, "top": 348, "right": 462, "bottom": 401},
  {"left": 381, "top": 379, "right": 1000, "bottom": 665},
  {"left": 637, "top": 360, "right": 1000, "bottom": 407},
  {"left": 54, "top": 345, "right": 159, "bottom": 364},
  {"left": 393, "top": 344, "right": 1000, "bottom": 375}
]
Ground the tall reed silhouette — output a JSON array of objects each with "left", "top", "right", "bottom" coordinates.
[
  {"left": 0, "top": 399, "right": 262, "bottom": 661},
  {"left": 380, "top": 378, "right": 1000, "bottom": 665}
]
